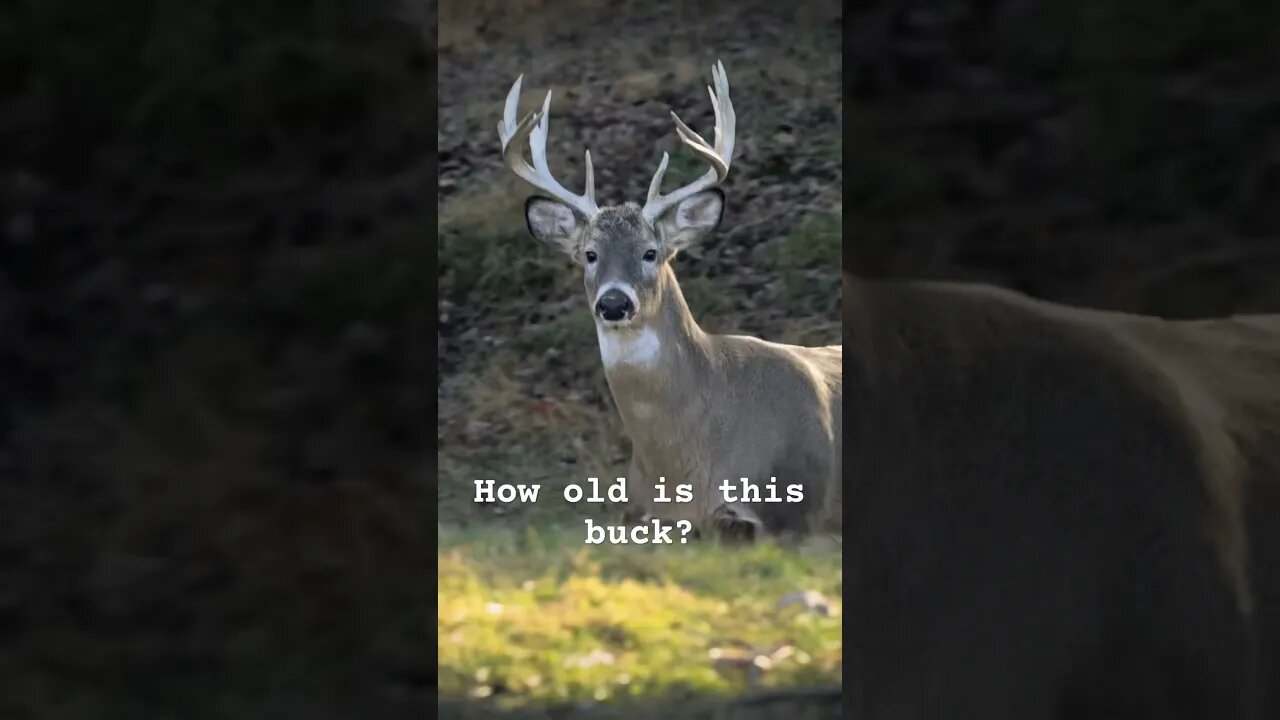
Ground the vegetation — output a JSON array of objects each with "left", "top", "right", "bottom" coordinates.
[{"left": 438, "top": 527, "right": 841, "bottom": 712}]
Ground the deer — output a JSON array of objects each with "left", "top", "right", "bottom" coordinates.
[
  {"left": 842, "top": 273, "right": 1280, "bottom": 718},
  {"left": 495, "top": 61, "right": 841, "bottom": 542}
]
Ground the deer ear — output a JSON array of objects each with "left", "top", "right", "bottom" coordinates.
[
  {"left": 525, "top": 197, "right": 581, "bottom": 257},
  {"left": 658, "top": 189, "right": 725, "bottom": 252}
]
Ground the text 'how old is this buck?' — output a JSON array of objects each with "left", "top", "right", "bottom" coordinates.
[{"left": 496, "top": 61, "right": 841, "bottom": 542}]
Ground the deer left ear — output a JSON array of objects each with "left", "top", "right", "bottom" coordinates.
[
  {"left": 525, "top": 196, "right": 582, "bottom": 258},
  {"left": 657, "top": 188, "right": 725, "bottom": 252}
]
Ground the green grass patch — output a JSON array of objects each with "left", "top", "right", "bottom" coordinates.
[
  {"left": 679, "top": 275, "right": 738, "bottom": 324},
  {"left": 652, "top": 149, "right": 708, "bottom": 189},
  {"left": 516, "top": 310, "right": 596, "bottom": 356},
  {"left": 440, "top": 229, "right": 569, "bottom": 300},
  {"left": 438, "top": 526, "right": 842, "bottom": 710},
  {"left": 773, "top": 212, "right": 841, "bottom": 271},
  {"left": 813, "top": 136, "right": 842, "bottom": 163},
  {"left": 771, "top": 211, "right": 841, "bottom": 316},
  {"left": 439, "top": 182, "right": 575, "bottom": 300}
]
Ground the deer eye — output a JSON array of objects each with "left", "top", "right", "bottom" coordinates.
[
  {"left": 584, "top": 251, "right": 598, "bottom": 264},
  {"left": 642, "top": 249, "right": 657, "bottom": 262}
]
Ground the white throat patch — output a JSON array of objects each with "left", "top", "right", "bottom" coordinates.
[{"left": 597, "top": 325, "right": 661, "bottom": 368}]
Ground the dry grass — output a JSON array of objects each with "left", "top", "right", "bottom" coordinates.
[{"left": 439, "top": 177, "right": 529, "bottom": 240}]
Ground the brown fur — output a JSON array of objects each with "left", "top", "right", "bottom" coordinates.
[
  {"left": 844, "top": 274, "right": 1280, "bottom": 719},
  {"left": 606, "top": 263, "right": 842, "bottom": 538}
]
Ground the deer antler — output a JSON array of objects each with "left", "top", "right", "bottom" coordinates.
[
  {"left": 640, "top": 60, "right": 736, "bottom": 227},
  {"left": 497, "top": 75, "right": 600, "bottom": 220}
]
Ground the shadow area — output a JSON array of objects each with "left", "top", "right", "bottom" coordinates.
[{"left": 438, "top": 686, "right": 842, "bottom": 719}]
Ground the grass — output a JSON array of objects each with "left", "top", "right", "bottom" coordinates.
[
  {"left": 773, "top": 211, "right": 841, "bottom": 271},
  {"left": 438, "top": 525, "right": 842, "bottom": 712},
  {"left": 653, "top": 149, "right": 710, "bottom": 189},
  {"left": 439, "top": 190, "right": 574, "bottom": 301},
  {"left": 772, "top": 210, "right": 842, "bottom": 316},
  {"left": 516, "top": 310, "right": 596, "bottom": 355},
  {"left": 679, "top": 275, "right": 740, "bottom": 323}
]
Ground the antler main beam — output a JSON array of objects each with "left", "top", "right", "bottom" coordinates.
[
  {"left": 640, "top": 60, "right": 736, "bottom": 227},
  {"left": 497, "top": 75, "right": 600, "bottom": 220}
]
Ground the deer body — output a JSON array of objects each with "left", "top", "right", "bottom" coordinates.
[
  {"left": 497, "top": 63, "right": 841, "bottom": 539},
  {"left": 599, "top": 250, "right": 842, "bottom": 537},
  {"left": 844, "top": 276, "right": 1280, "bottom": 719}
]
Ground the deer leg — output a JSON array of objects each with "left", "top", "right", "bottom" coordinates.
[
  {"left": 620, "top": 455, "right": 652, "bottom": 524},
  {"left": 711, "top": 502, "right": 764, "bottom": 544}
]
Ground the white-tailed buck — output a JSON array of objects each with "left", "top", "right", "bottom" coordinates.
[
  {"left": 843, "top": 275, "right": 1280, "bottom": 718},
  {"left": 497, "top": 62, "right": 841, "bottom": 540}
]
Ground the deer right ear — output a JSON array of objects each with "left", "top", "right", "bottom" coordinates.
[
  {"left": 657, "top": 188, "right": 725, "bottom": 253},
  {"left": 526, "top": 197, "right": 581, "bottom": 257}
]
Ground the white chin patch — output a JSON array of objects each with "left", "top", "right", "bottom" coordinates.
[{"left": 597, "top": 325, "right": 661, "bottom": 368}]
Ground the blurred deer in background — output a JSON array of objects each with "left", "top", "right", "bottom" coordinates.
[
  {"left": 496, "top": 62, "right": 841, "bottom": 541},
  {"left": 843, "top": 273, "right": 1280, "bottom": 718}
]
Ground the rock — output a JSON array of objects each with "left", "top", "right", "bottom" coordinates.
[{"left": 776, "top": 589, "right": 832, "bottom": 616}]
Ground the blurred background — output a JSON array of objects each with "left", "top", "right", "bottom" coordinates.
[
  {"left": 1, "top": 1, "right": 432, "bottom": 717},
  {"left": 3, "top": 0, "right": 1277, "bottom": 716},
  {"left": 846, "top": 0, "right": 1280, "bottom": 315}
]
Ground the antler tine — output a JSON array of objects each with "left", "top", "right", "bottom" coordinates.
[
  {"left": 529, "top": 90, "right": 555, "bottom": 178},
  {"left": 497, "top": 75, "right": 599, "bottom": 219},
  {"left": 497, "top": 74, "right": 523, "bottom": 147},
  {"left": 641, "top": 60, "right": 736, "bottom": 227},
  {"left": 646, "top": 152, "right": 671, "bottom": 207}
]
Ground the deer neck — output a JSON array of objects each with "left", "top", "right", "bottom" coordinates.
[{"left": 595, "top": 265, "right": 711, "bottom": 415}]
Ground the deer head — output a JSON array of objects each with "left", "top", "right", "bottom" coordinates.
[{"left": 497, "top": 61, "right": 736, "bottom": 329}]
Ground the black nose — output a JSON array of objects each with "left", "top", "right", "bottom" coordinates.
[{"left": 595, "top": 289, "right": 634, "bottom": 321}]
